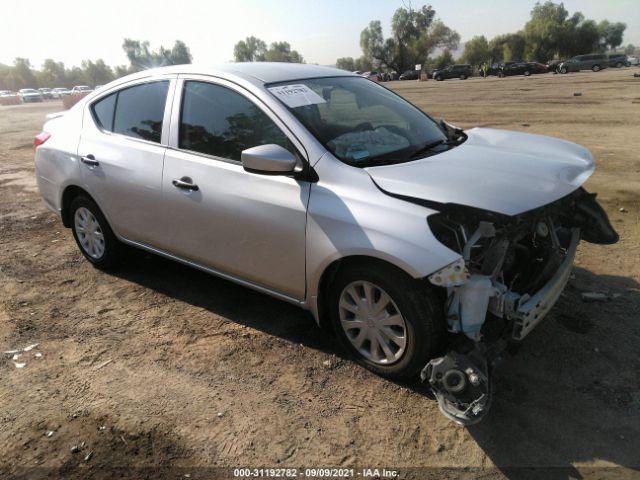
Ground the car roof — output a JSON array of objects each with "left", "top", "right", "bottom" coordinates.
[{"left": 120, "top": 63, "right": 356, "bottom": 85}]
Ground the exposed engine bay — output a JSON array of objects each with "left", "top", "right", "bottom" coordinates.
[{"left": 420, "top": 188, "right": 618, "bottom": 424}]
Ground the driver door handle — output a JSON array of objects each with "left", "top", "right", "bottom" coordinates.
[
  {"left": 80, "top": 154, "right": 99, "bottom": 167},
  {"left": 172, "top": 178, "right": 199, "bottom": 191}
]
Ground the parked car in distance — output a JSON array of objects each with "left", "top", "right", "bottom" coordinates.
[
  {"left": 34, "top": 63, "right": 618, "bottom": 425},
  {"left": 71, "top": 85, "right": 93, "bottom": 94},
  {"left": 361, "top": 71, "right": 380, "bottom": 81},
  {"left": 628, "top": 55, "right": 640, "bottom": 66},
  {"left": 51, "top": 87, "right": 71, "bottom": 99},
  {"left": 38, "top": 88, "right": 53, "bottom": 99},
  {"left": 558, "top": 53, "right": 609, "bottom": 73},
  {"left": 399, "top": 69, "right": 420, "bottom": 80},
  {"left": 608, "top": 53, "right": 630, "bottom": 68},
  {"left": 18, "top": 88, "right": 44, "bottom": 103},
  {"left": 0, "top": 90, "right": 16, "bottom": 97},
  {"left": 432, "top": 64, "right": 472, "bottom": 80},
  {"left": 496, "top": 61, "right": 549, "bottom": 77}
]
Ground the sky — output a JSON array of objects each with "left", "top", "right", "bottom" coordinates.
[{"left": 1, "top": 0, "right": 638, "bottom": 69}]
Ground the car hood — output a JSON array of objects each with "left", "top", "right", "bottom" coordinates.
[{"left": 366, "top": 127, "right": 595, "bottom": 216}]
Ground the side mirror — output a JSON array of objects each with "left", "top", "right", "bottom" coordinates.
[{"left": 241, "top": 144, "right": 298, "bottom": 175}]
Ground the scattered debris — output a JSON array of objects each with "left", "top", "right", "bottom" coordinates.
[
  {"left": 322, "top": 355, "right": 341, "bottom": 370},
  {"left": 217, "top": 412, "right": 224, "bottom": 418},
  {"left": 120, "top": 434, "right": 127, "bottom": 445},
  {"left": 70, "top": 445, "right": 81, "bottom": 453},
  {"left": 12, "top": 353, "right": 21, "bottom": 361},
  {"left": 84, "top": 451, "right": 93, "bottom": 462},
  {"left": 95, "top": 359, "right": 113, "bottom": 370},
  {"left": 34, "top": 352, "right": 43, "bottom": 359},
  {"left": 521, "top": 123, "right": 530, "bottom": 127},
  {"left": 98, "top": 425, "right": 107, "bottom": 431},
  {"left": 634, "top": 73, "right": 640, "bottom": 78},
  {"left": 23, "top": 343, "right": 39, "bottom": 352},
  {"left": 3, "top": 349, "right": 20, "bottom": 355},
  {"left": 573, "top": 92, "right": 582, "bottom": 96},
  {"left": 581, "top": 292, "right": 609, "bottom": 302},
  {"left": 619, "top": 207, "right": 627, "bottom": 213},
  {"left": 13, "top": 362, "right": 26, "bottom": 369},
  {"left": 46, "top": 431, "right": 54, "bottom": 438}
]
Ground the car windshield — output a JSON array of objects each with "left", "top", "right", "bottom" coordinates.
[
  {"left": 267, "top": 76, "right": 450, "bottom": 166},
  {"left": 22, "top": 89, "right": 38, "bottom": 93}
]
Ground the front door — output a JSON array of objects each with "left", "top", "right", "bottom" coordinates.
[{"left": 158, "top": 79, "right": 310, "bottom": 299}]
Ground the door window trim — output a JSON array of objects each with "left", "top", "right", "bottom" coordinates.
[
  {"left": 87, "top": 75, "right": 178, "bottom": 147},
  {"left": 167, "top": 75, "right": 309, "bottom": 167}
]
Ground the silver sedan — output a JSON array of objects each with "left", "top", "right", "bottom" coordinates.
[{"left": 34, "top": 63, "right": 618, "bottom": 424}]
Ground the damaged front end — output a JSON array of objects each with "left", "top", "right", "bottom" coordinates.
[{"left": 421, "top": 188, "right": 618, "bottom": 424}]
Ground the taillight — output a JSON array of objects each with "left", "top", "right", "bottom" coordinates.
[{"left": 34, "top": 132, "right": 51, "bottom": 149}]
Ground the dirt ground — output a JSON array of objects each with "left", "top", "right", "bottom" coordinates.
[{"left": 1, "top": 68, "right": 639, "bottom": 479}]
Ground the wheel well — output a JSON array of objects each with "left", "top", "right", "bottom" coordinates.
[
  {"left": 315, "top": 255, "right": 418, "bottom": 331},
  {"left": 60, "top": 185, "right": 92, "bottom": 227}
]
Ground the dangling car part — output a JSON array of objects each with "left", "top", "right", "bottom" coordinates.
[{"left": 416, "top": 188, "right": 617, "bottom": 424}]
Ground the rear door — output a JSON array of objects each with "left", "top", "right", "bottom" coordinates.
[
  {"left": 78, "top": 77, "right": 176, "bottom": 244},
  {"left": 158, "top": 76, "right": 310, "bottom": 300}
]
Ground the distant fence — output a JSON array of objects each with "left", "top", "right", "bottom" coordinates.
[
  {"left": 62, "top": 92, "right": 91, "bottom": 110},
  {"left": 0, "top": 96, "right": 22, "bottom": 106}
]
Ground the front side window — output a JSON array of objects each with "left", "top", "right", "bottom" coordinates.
[
  {"left": 268, "top": 76, "right": 449, "bottom": 167},
  {"left": 179, "top": 81, "right": 290, "bottom": 161},
  {"left": 91, "top": 81, "right": 169, "bottom": 143}
]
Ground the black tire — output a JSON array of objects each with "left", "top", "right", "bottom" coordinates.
[
  {"left": 497, "top": 71, "right": 505, "bottom": 78},
  {"left": 328, "top": 263, "right": 445, "bottom": 379},
  {"left": 70, "top": 195, "right": 120, "bottom": 269},
  {"left": 615, "top": 62, "right": 622, "bottom": 68},
  {"left": 592, "top": 64, "right": 601, "bottom": 72},
  {"left": 459, "top": 74, "right": 467, "bottom": 80},
  {"left": 560, "top": 66, "right": 568, "bottom": 74},
  {"left": 524, "top": 70, "right": 531, "bottom": 76},
  {"left": 435, "top": 75, "right": 442, "bottom": 81}
]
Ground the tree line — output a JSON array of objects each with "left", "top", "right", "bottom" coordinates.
[
  {"left": 0, "top": 39, "right": 192, "bottom": 91},
  {"left": 334, "top": 1, "right": 630, "bottom": 74},
  {"left": 461, "top": 2, "right": 629, "bottom": 67}
]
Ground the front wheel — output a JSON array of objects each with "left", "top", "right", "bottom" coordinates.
[
  {"left": 592, "top": 64, "right": 601, "bottom": 72},
  {"left": 70, "top": 196, "right": 120, "bottom": 269},
  {"left": 460, "top": 74, "right": 467, "bottom": 80},
  {"left": 560, "top": 66, "right": 568, "bottom": 74},
  {"left": 435, "top": 75, "right": 443, "bottom": 81},
  {"left": 497, "top": 71, "right": 505, "bottom": 78},
  {"left": 524, "top": 70, "right": 531, "bottom": 76},
  {"left": 329, "top": 263, "right": 444, "bottom": 379}
]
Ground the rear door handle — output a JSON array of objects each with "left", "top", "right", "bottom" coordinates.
[
  {"left": 172, "top": 178, "right": 199, "bottom": 191},
  {"left": 80, "top": 154, "right": 99, "bottom": 167}
]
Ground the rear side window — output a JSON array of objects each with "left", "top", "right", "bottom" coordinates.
[
  {"left": 91, "top": 81, "right": 169, "bottom": 144},
  {"left": 93, "top": 93, "right": 116, "bottom": 130},
  {"left": 179, "top": 81, "right": 289, "bottom": 161}
]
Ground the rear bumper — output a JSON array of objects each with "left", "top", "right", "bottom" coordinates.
[{"left": 511, "top": 228, "right": 580, "bottom": 339}]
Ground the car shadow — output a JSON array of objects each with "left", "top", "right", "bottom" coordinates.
[{"left": 108, "top": 249, "right": 640, "bottom": 478}]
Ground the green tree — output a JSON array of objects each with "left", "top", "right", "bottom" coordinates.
[
  {"left": 122, "top": 38, "right": 193, "bottom": 72},
  {"left": 335, "top": 57, "right": 356, "bottom": 71},
  {"left": 433, "top": 48, "right": 454, "bottom": 69},
  {"left": 38, "top": 59, "right": 67, "bottom": 87},
  {"left": 264, "top": 42, "right": 304, "bottom": 63},
  {"left": 624, "top": 44, "right": 636, "bottom": 55},
  {"left": 81, "top": 59, "right": 114, "bottom": 87},
  {"left": 462, "top": 36, "right": 490, "bottom": 65},
  {"left": 234, "top": 36, "right": 267, "bottom": 62},
  {"left": 598, "top": 20, "right": 626, "bottom": 51},
  {"left": 359, "top": 5, "right": 459, "bottom": 73}
]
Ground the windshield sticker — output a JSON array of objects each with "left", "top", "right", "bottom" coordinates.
[{"left": 268, "top": 84, "right": 326, "bottom": 108}]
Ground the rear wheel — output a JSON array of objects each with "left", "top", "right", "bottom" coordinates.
[
  {"left": 435, "top": 75, "right": 443, "bottom": 81},
  {"left": 560, "top": 66, "right": 568, "bottom": 74},
  {"left": 592, "top": 64, "right": 601, "bottom": 72},
  {"left": 524, "top": 70, "right": 531, "bottom": 76},
  {"left": 497, "top": 71, "right": 505, "bottom": 78},
  {"left": 329, "top": 263, "right": 444, "bottom": 379},
  {"left": 70, "top": 196, "right": 120, "bottom": 269},
  {"left": 459, "top": 74, "right": 467, "bottom": 80},
  {"left": 615, "top": 62, "right": 623, "bottom": 68}
]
